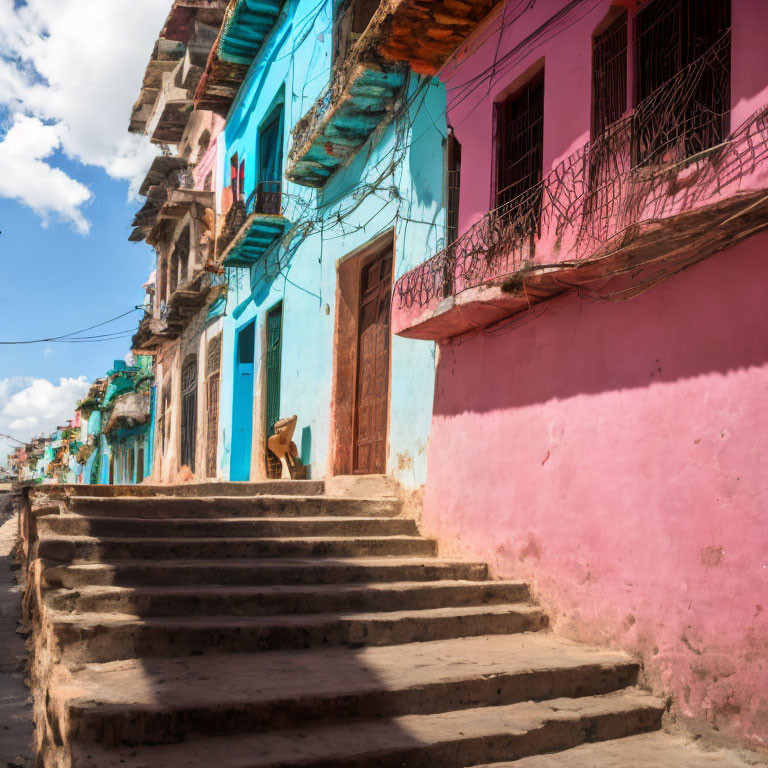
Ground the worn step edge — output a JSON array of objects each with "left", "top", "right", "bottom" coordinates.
[
  {"left": 37, "top": 515, "right": 419, "bottom": 538},
  {"left": 44, "top": 579, "right": 532, "bottom": 616},
  {"left": 471, "top": 731, "right": 766, "bottom": 767},
  {"left": 37, "top": 535, "right": 438, "bottom": 562},
  {"left": 65, "top": 691, "right": 665, "bottom": 768},
  {"left": 41, "top": 558, "right": 491, "bottom": 588},
  {"left": 54, "top": 637, "right": 639, "bottom": 746},
  {"left": 62, "top": 481, "right": 325, "bottom": 498},
  {"left": 47, "top": 604, "right": 549, "bottom": 663},
  {"left": 67, "top": 495, "right": 402, "bottom": 519}
]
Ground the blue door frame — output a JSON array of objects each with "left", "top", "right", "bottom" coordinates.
[{"left": 230, "top": 320, "right": 256, "bottom": 481}]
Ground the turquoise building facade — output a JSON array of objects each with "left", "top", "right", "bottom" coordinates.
[
  {"left": 212, "top": 0, "right": 448, "bottom": 486},
  {"left": 77, "top": 358, "right": 156, "bottom": 485}
]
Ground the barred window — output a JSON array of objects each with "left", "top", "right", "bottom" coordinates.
[
  {"left": 634, "top": 0, "right": 731, "bottom": 163},
  {"left": 592, "top": 10, "right": 628, "bottom": 137},
  {"left": 494, "top": 70, "right": 544, "bottom": 237},
  {"left": 446, "top": 130, "right": 461, "bottom": 245}
]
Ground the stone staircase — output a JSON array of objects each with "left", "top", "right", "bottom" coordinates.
[{"left": 24, "top": 482, "right": 669, "bottom": 767}]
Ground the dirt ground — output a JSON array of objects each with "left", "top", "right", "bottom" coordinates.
[{"left": 0, "top": 491, "right": 33, "bottom": 767}]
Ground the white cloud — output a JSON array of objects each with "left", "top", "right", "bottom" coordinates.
[
  {"left": 43, "top": 347, "right": 53, "bottom": 358},
  {"left": 0, "top": 375, "right": 90, "bottom": 463},
  {"left": 0, "top": 0, "right": 168, "bottom": 230},
  {"left": 0, "top": 114, "right": 92, "bottom": 233}
]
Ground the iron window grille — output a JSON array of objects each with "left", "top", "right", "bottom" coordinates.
[
  {"left": 494, "top": 70, "right": 545, "bottom": 242},
  {"left": 592, "top": 10, "right": 628, "bottom": 138},
  {"left": 633, "top": 0, "right": 731, "bottom": 165}
]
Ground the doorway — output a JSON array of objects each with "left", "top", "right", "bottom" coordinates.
[
  {"left": 231, "top": 321, "right": 256, "bottom": 481},
  {"left": 330, "top": 233, "right": 394, "bottom": 476},
  {"left": 353, "top": 248, "right": 392, "bottom": 474},
  {"left": 137, "top": 446, "right": 145, "bottom": 484},
  {"left": 205, "top": 334, "right": 222, "bottom": 478},
  {"left": 265, "top": 302, "right": 283, "bottom": 478},
  {"left": 180, "top": 354, "right": 198, "bottom": 472}
]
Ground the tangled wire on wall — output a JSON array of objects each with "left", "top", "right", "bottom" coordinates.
[{"left": 396, "top": 33, "right": 768, "bottom": 311}]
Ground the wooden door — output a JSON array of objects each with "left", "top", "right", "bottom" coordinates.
[
  {"left": 206, "top": 373, "right": 220, "bottom": 478},
  {"left": 265, "top": 303, "right": 283, "bottom": 478},
  {"left": 180, "top": 355, "right": 198, "bottom": 472},
  {"left": 354, "top": 249, "right": 392, "bottom": 474},
  {"left": 205, "top": 335, "right": 222, "bottom": 478}
]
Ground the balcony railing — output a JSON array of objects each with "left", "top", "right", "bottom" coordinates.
[
  {"left": 285, "top": 34, "right": 406, "bottom": 187},
  {"left": 220, "top": 181, "right": 282, "bottom": 252},
  {"left": 394, "top": 32, "right": 768, "bottom": 337},
  {"left": 218, "top": 181, "right": 290, "bottom": 267}
]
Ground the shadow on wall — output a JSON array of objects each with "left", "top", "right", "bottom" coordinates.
[
  {"left": 433, "top": 231, "right": 768, "bottom": 416},
  {"left": 423, "top": 231, "right": 768, "bottom": 749}
]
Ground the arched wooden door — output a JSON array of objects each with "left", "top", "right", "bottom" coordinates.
[{"left": 180, "top": 354, "right": 198, "bottom": 472}]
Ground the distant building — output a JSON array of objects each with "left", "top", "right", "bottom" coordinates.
[{"left": 76, "top": 358, "right": 155, "bottom": 484}]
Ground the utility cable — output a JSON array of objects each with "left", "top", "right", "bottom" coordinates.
[
  {"left": 0, "top": 308, "right": 142, "bottom": 345},
  {"left": 0, "top": 432, "right": 26, "bottom": 445}
]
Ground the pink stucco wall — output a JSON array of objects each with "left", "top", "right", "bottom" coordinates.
[
  {"left": 445, "top": 0, "right": 768, "bottom": 233},
  {"left": 417, "top": 0, "right": 768, "bottom": 751},
  {"left": 423, "top": 234, "right": 768, "bottom": 748}
]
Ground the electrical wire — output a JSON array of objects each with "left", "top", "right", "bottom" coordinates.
[
  {"left": 0, "top": 309, "right": 142, "bottom": 345},
  {"left": 0, "top": 432, "right": 26, "bottom": 446}
]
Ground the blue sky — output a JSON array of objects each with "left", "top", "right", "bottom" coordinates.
[
  {"left": 0, "top": 155, "right": 154, "bottom": 382},
  {"left": 0, "top": 0, "right": 168, "bottom": 461}
]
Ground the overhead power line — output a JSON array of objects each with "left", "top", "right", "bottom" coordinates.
[
  {"left": 0, "top": 308, "right": 142, "bottom": 345},
  {"left": 0, "top": 432, "right": 26, "bottom": 446}
]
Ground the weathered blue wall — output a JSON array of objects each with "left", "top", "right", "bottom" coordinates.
[{"left": 216, "top": 0, "right": 446, "bottom": 487}]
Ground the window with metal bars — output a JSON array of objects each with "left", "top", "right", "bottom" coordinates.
[
  {"left": 633, "top": 0, "right": 731, "bottom": 164},
  {"left": 494, "top": 70, "right": 544, "bottom": 235},
  {"left": 592, "top": 10, "right": 628, "bottom": 138},
  {"left": 445, "top": 130, "right": 461, "bottom": 245}
]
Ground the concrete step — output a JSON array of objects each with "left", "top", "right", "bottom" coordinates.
[
  {"left": 37, "top": 514, "right": 418, "bottom": 539},
  {"left": 37, "top": 534, "right": 437, "bottom": 562},
  {"left": 67, "top": 691, "right": 664, "bottom": 768},
  {"left": 49, "top": 604, "right": 549, "bottom": 663},
  {"left": 474, "top": 732, "right": 764, "bottom": 767},
  {"left": 61, "top": 481, "right": 325, "bottom": 498},
  {"left": 52, "top": 634, "right": 640, "bottom": 747},
  {"left": 42, "top": 557, "right": 491, "bottom": 588},
  {"left": 44, "top": 579, "right": 531, "bottom": 616},
  {"left": 68, "top": 495, "right": 400, "bottom": 519}
]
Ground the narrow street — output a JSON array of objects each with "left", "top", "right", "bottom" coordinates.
[
  {"left": 0, "top": 491, "right": 33, "bottom": 768},
  {"left": 1, "top": 0, "right": 767, "bottom": 764}
]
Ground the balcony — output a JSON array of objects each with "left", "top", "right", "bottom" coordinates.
[
  {"left": 130, "top": 163, "right": 209, "bottom": 243},
  {"left": 147, "top": 186, "right": 215, "bottom": 247},
  {"left": 393, "top": 35, "right": 768, "bottom": 341},
  {"left": 132, "top": 281, "right": 213, "bottom": 355},
  {"left": 284, "top": 0, "right": 500, "bottom": 188},
  {"left": 375, "top": 0, "right": 500, "bottom": 75},
  {"left": 285, "top": 39, "right": 406, "bottom": 187},
  {"left": 195, "top": 0, "right": 286, "bottom": 115},
  {"left": 104, "top": 394, "right": 151, "bottom": 435},
  {"left": 219, "top": 181, "right": 291, "bottom": 268},
  {"left": 130, "top": 2, "right": 227, "bottom": 141},
  {"left": 139, "top": 155, "right": 189, "bottom": 195}
]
